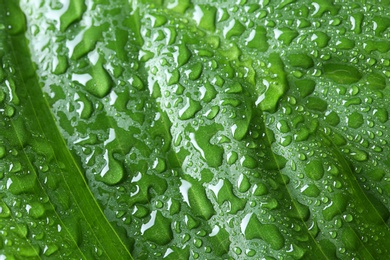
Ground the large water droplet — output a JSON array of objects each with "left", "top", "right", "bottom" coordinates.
[
  {"left": 242, "top": 213, "right": 285, "bottom": 250},
  {"left": 305, "top": 160, "right": 324, "bottom": 180},
  {"left": 141, "top": 211, "right": 173, "bottom": 245},
  {"left": 323, "top": 63, "right": 362, "bottom": 84}
]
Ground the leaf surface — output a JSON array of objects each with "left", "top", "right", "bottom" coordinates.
[{"left": 2, "top": 0, "right": 390, "bottom": 259}]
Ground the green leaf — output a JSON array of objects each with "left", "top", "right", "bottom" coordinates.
[{"left": 2, "top": 0, "right": 390, "bottom": 259}]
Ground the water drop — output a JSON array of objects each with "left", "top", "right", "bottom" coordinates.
[
  {"left": 237, "top": 174, "right": 250, "bottom": 192},
  {"left": 245, "top": 26, "right": 268, "bottom": 52},
  {"left": 322, "top": 193, "right": 348, "bottom": 221},
  {"left": 347, "top": 111, "right": 364, "bottom": 129},
  {"left": 0, "top": 201, "right": 11, "bottom": 218},
  {"left": 43, "top": 244, "right": 59, "bottom": 256},
  {"left": 323, "top": 63, "right": 362, "bottom": 84},
  {"left": 227, "top": 151, "right": 238, "bottom": 165},
  {"left": 141, "top": 211, "right": 173, "bottom": 245},
  {"left": 240, "top": 155, "right": 257, "bottom": 169},
  {"left": 223, "top": 19, "right": 246, "bottom": 39},
  {"left": 178, "top": 97, "right": 201, "bottom": 120},
  {"left": 193, "top": 5, "right": 217, "bottom": 32},
  {"left": 0, "top": 146, "right": 6, "bottom": 159},
  {"left": 305, "top": 160, "right": 324, "bottom": 180},
  {"left": 373, "top": 108, "right": 388, "bottom": 123},
  {"left": 287, "top": 53, "right": 314, "bottom": 69},
  {"left": 187, "top": 63, "right": 203, "bottom": 81},
  {"left": 243, "top": 213, "right": 285, "bottom": 250},
  {"left": 300, "top": 184, "right": 321, "bottom": 197},
  {"left": 174, "top": 44, "right": 191, "bottom": 67}
]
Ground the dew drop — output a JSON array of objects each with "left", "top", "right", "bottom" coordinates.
[
  {"left": 243, "top": 213, "right": 285, "bottom": 250},
  {"left": 0, "top": 201, "right": 11, "bottom": 218},
  {"left": 304, "top": 160, "right": 324, "bottom": 180},
  {"left": 141, "top": 211, "right": 173, "bottom": 245},
  {"left": 347, "top": 111, "right": 364, "bottom": 129}
]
